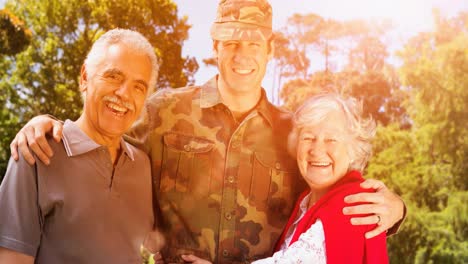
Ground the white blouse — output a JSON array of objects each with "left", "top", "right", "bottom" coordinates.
[{"left": 252, "top": 193, "right": 327, "bottom": 264}]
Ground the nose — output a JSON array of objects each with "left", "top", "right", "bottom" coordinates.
[
  {"left": 308, "top": 140, "right": 326, "bottom": 155},
  {"left": 233, "top": 44, "right": 251, "bottom": 64},
  {"left": 114, "top": 81, "right": 131, "bottom": 100}
]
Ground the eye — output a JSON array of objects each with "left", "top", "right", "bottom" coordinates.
[
  {"left": 224, "top": 41, "right": 238, "bottom": 48},
  {"left": 134, "top": 84, "right": 146, "bottom": 93},
  {"left": 301, "top": 136, "right": 315, "bottom": 142},
  {"left": 325, "top": 137, "right": 338, "bottom": 143},
  {"left": 103, "top": 72, "right": 123, "bottom": 82}
]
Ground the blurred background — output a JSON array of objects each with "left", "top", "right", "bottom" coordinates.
[{"left": 1, "top": 0, "right": 466, "bottom": 263}]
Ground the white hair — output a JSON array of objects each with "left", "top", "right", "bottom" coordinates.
[
  {"left": 84, "top": 28, "right": 159, "bottom": 94},
  {"left": 288, "top": 93, "right": 377, "bottom": 172}
]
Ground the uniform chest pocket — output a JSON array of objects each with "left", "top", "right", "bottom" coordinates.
[
  {"left": 249, "top": 150, "right": 300, "bottom": 217},
  {"left": 160, "top": 132, "right": 215, "bottom": 195}
]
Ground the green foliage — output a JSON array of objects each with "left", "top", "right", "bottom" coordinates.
[
  {"left": 367, "top": 11, "right": 468, "bottom": 263},
  {"left": 275, "top": 14, "right": 406, "bottom": 126},
  {"left": 0, "top": 9, "right": 31, "bottom": 55},
  {"left": 0, "top": 0, "right": 198, "bottom": 179}
]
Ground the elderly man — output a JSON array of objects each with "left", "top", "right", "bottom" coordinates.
[
  {"left": 0, "top": 29, "right": 159, "bottom": 263},
  {"left": 10, "top": 1, "right": 405, "bottom": 263}
]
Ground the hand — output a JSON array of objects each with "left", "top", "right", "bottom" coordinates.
[
  {"left": 140, "top": 251, "right": 163, "bottom": 264},
  {"left": 141, "top": 230, "right": 165, "bottom": 264},
  {"left": 10, "top": 115, "right": 63, "bottom": 165},
  {"left": 343, "top": 179, "right": 404, "bottom": 239},
  {"left": 180, "top": 254, "right": 212, "bottom": 264}
]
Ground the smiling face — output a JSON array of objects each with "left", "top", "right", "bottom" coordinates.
[
  {"left": 80, "top": 43, "right": 151, "bottom": 140},
  {"left": 214, "top": 39, "right": 273, "bottom": 96},
  {"left": 296, "top": 109, "right": 352, "bottom": 195}
]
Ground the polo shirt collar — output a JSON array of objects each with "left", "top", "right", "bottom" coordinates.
[
  {"left": 199, "top": 75, "right": 274, "bottom": 127},
  {"left": 62, "top": 120, "right": 135, "bottom": 161}
]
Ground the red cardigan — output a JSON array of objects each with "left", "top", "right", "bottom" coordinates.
[{"left": 275, "top": 170, "right": 389, "bottom": 264}]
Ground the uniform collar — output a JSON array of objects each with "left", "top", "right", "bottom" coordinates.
[
  {"left": 199, "top": 75, "right": 275, "bottom": 127},
  {"left": 199, "top": 76, "right": 222, "bottom": 108},
  {"left": 62, "top": 120, "right": 135, "bottom": 161}
]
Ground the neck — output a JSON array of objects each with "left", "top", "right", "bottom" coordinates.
[
  {"left": 75, "top": 116, "right": 121, "bottom": 164},
  {"left": 217, "top": 77, "right": 262, "bottom": 113},
  {"left": 307, "top": 188, "right": 328, "bottom": 208}
]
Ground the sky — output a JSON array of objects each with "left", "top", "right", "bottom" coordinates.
[
  {"left": 1, "top": 0, "right": 467, "bottom": 101},
  {"left": 173, "top": 0, "right": 467, "bottom": 100}
]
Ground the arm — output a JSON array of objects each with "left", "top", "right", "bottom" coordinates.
[
  {"left": 180, "top": 255, "right": 212, "bottom": 264},
  {"left": 252, "top": 220, "right": 327, "bottom": 264},
  {"left": 343, "top": 179, "right": 406, "bottom": 238},
  {"left": 10, "top": 114, "right": 63, "bottom": 165},
  {"left": 0, "top": 247, "right": 34, "bottom": 264},
  {"left": 0, "top": 156, "right": 42, "bottom": 260}
]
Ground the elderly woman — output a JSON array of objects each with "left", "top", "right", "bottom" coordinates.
[{"left": 253, "top": 93, "right": 388, "bottom": 264}]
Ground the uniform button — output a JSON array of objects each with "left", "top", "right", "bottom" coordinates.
[
  {"left": 225, "top": 212, "right": 232, "bottom": 220},
  {"left": 275, "top": 162, "right": 281, "bottom": 170},
  {"left": 184, "top": 144, "right": 191, "bottom": 151},
  {"left": 227, "top": 176, "right": 235, "bottom": 183},
  {"left": 222, "top": 249, "right": 229, "bottom": 257}
]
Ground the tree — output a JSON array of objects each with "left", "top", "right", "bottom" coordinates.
[
  {"left": 0, "top": 9, "right": 31, "bottom": 55},
  {"left": 275, "top": 14, "right": 406, "bottom": 126},
  {"left": 0, "top": 8, "right": 31, "bottom": 182},
  {"left": 0, "top": 0, "right": 199, "bottom": 180},
  {"left": 367, "top": 11, "right": 468, "bottom": 263}
]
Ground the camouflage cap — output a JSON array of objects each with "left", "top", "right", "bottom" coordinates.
[{"left": 210, "top": 0, "right": 273, "bottom": 42}]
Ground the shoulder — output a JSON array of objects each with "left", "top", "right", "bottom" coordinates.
[
  {"left": 318, "top": 179, "right": 377, "bottom": 236},
  {"left": 262, "top": 100, "right": 294, "bottom": 132},
  {"left": 267, "top": 101, "right": 293, "bottom": 119},
  {"left": 146, "top": 86, "right": 201, "bottom": 108},
  {"left": 322, "top": 180, "right": 371, "bottom": 216},
  {"left": 133, "top": 86, "right": 202, "bottom": 134},
  {"left": 46, "top": 135, "right": 67, "bottom": 154}
]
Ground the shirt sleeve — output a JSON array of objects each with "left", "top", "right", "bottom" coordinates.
[
  {"left": 252, "top": 220, "right": 327, "bottom": 264},
  {"left": 0, "top": 156, "right": 42, "bottom": 256}
]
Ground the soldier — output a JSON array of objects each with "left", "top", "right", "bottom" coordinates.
[{"left": 10, "top": 1, "right": 405, "bottom": 263}]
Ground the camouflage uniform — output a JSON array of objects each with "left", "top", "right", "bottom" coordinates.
[
  {"left": 129, "top": 77, "right": 305, "bottom": 263},
  {"left": 210, "top": 0, "right": 273, "bottom": 42}
]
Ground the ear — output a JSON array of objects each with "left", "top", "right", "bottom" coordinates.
[
  {"left": 79, "top": 64, "right": 88, "bottom": 92},
  {"left": 212, "top": 40, "right": 219, "bottom": 58},
  {"left": 267, "top": 40, "right": 275, "bottom": 61}
]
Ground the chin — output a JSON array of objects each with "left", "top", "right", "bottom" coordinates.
[{"left": 102, "top": 123, "right": 131, "bottom": 136}]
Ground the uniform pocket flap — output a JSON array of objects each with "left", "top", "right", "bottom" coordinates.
[
  {"left": 163, "top": 132, "right": 214, "bottom": 153},
  {"left": 253, "top": 150, "right": 297, "bottom": 172}
]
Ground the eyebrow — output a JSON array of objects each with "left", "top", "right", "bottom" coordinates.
[
  {"left": 103, "top": 68, "right": 124, "bottom": 77},
  {"left": 103, "top": 68, "right": 149, "bottom": 89}
]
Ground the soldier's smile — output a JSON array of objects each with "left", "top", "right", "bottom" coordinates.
[{"left": 232, "top": 68, "right": 255, "bottom": 75}]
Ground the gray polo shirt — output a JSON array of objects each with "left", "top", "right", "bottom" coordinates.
[{"left": 0, "top": 120, "right": 154, "bottom": 263}]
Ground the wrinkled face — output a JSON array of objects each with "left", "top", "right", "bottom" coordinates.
[
  {"left": 214, "top": 39, "right": 273, "bottom": 95},
  {"left": 296, "top": 110, "right": 352, "bottom": 193},
  {"left": 81, "top": 43, "right": 151, "bottom": 138}
]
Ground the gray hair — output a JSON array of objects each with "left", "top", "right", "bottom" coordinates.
[
  {"left": 84, "top": 28, "right": 159, "bottom": 94},
  {"left": 288, "top": 93, "right": 377, "bottom": 172}
]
